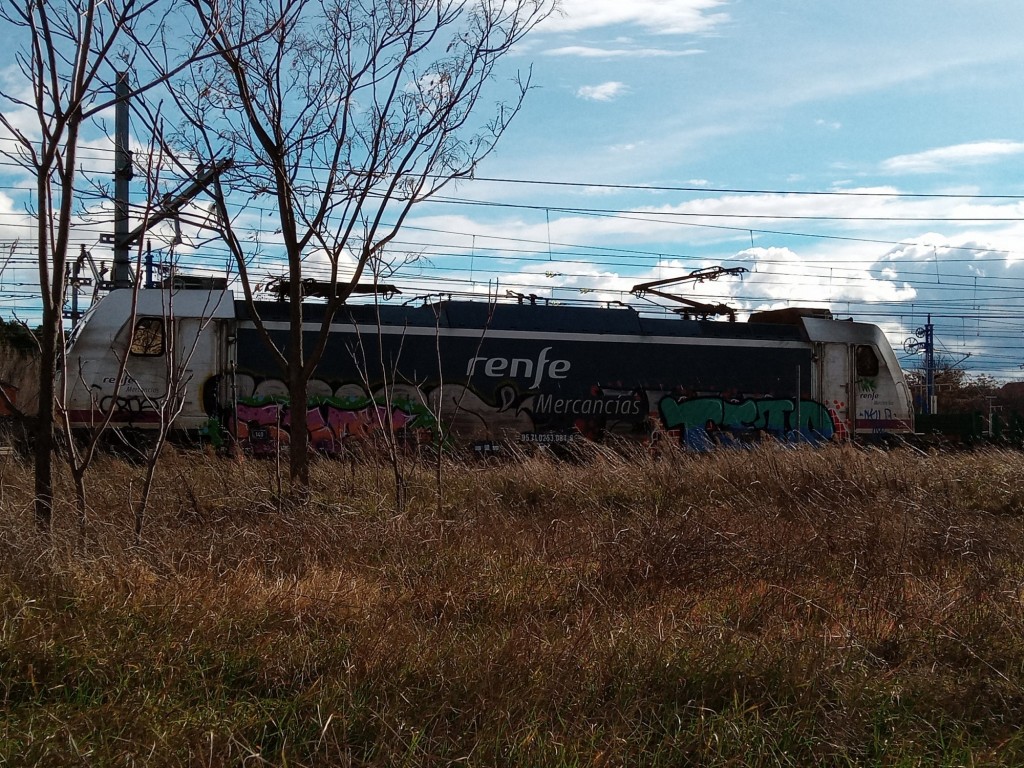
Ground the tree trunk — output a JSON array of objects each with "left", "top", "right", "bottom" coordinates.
[
  {"left": 287, "top": 279, "right": 309, "bottom": 502},
  {"left": 288, "top": 365, "right": 309, "bottom": 501},
  {"left": 33, "top": 166, "right": 56, "bottom": 532},
  {"left": 33, "top": 304, "right": 55, "bottom": 531}
]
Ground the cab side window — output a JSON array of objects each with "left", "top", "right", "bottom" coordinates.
[
  {"left": 855, "top": 344, "right": 879, "bottom": 377},
  {"left": 129, "top": 317, "right": 164, "bottom": 356}
]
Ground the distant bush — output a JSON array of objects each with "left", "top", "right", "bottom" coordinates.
[{"left": 0, "top": 317, "right": 38, "bottom": 356}]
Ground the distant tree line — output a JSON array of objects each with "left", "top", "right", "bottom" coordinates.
[
  {"left": 907, "top": 363, "right": 1024, "bottom": 415},
  {"left": 0, "top": 318, "right": 39, "bottom": 357}
]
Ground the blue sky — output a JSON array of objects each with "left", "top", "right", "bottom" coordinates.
[
  {"left": 4, "top": 0, "right": 1024, "bottom": 381},
  {"left": 398, "top": 0, "right": 1024, "bottom": 381}
]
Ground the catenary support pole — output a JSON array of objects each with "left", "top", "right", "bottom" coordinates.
[{"left": 113, "top": 71, "right": 133, "bottom": 289}]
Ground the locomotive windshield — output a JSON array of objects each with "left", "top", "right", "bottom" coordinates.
[
  {"left": 129, "top": 317, "right": 165, "bottom": 357},
  {"left": 855, "top": 345, "right": 880, "bottom": 377}
]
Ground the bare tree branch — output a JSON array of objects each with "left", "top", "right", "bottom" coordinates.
[{"left": 143, "top": 0, "right": 552, "bottom": 497}]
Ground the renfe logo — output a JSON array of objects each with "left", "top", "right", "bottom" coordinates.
[{"left": 466, "top": 346, "right": 571, "bottom": 389}]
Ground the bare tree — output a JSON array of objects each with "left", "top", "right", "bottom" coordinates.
[
  {"left": 56, "top": 136, "right": 226, "bottom": 537},
  {"left": 0, "top": 0, "right": 211, "bottom": 529},
  {"left": 128, "top": 282, "right": 228, "bottom": 543},
  {"left": 162, "top": 0, "right": 554, "bottom": 500}
]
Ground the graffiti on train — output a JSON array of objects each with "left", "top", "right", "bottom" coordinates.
[
  {"left": 232, "top": 393, "right": 437, "bottom": 455},
  {"left": 227, "top": 376, "right": 840, "bottom": 453},
  {"left": 658, "top": 396, "right": 836, "bottom": 449},
  {"left": 84, "top": 382, "right": 164, "bottom": 423},
  {"left": 230, "top": 378, "right": 648, "bottom": 451}
]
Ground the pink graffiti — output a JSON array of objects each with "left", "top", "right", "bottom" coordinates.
[
  {"left": 233, "top": 401, "right": 422, "bottom": 455},
  {"left": 237, "top": 402, "right": 281, "bottom": 425}
]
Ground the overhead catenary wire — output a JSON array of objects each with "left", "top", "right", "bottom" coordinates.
[{"left": 4, "top": 150, "right": 1024, "bottom": 376}]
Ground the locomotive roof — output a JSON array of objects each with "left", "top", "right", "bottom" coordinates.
[{"left": 241, "top": 299, "right": 810, "bottom": 342}]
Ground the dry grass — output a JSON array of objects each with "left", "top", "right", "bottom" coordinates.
[{"left": 2, "top": 443, "right": 1024, "bottom": 765}]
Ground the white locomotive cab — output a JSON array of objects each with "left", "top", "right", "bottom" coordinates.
[
  {"left": 803, "top": 317, "right": 914, "bottom": 438},
  {"left": 63, "top": 289, "right": 235, "bottom": 431}
]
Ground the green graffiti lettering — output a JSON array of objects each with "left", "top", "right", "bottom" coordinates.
[
  {"left": 752, "top": 400, "right": 794, "bottom": 431},
  {"left": 660, "top": 396, "right": 836, "bottom": 439},
  {"left": 794, "top": 400, "right": 834, "bottom": 435},
  {"left": 722, "top": 399, "right": 762, "bottom": 428},
  {"left": 659, "top": 397, "right": 723, "bottom": 428}
]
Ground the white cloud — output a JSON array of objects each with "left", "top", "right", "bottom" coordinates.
[
  {"left": 576, "top": 82, "right": 628, "bottom": 102},
  {"left": 544, "top": 46, "right": 703, "bottom": 58},
  {"left": 730, "top": 247, "right": 917, "bottom": 306},
  {"left": 881, "top": 141, "right": 1024, "bottom": 174},
  {"left": 394, "top": 195, "right": 1024, "bottom": 379},
  {"left": 543, "top": 0, "right": 729, "bottom": 35}
]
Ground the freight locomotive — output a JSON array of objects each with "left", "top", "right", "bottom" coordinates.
[{"left": 62, "top": 286, "right": 915, "bottom": 451}]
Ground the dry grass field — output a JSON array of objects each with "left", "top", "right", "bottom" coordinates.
[{"left": 2, "top": 443, "right": 1024, "bottom": 766}]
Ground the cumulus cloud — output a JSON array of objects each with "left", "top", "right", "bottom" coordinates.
[
  {"left": 576, "top": 82, "right": 628, "bottom": 102},
  {"left": 881, "top": 141, "right": 1024, "bottom": 174},
  {"left": 730, "top": 247, "right": 917, "bottom": 307},
  {"left": 543, "top": 0, "right": 728, "bottom": 35},
  {"left": 391, "top": 205, "right": 1024, "bottom": 381}
]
